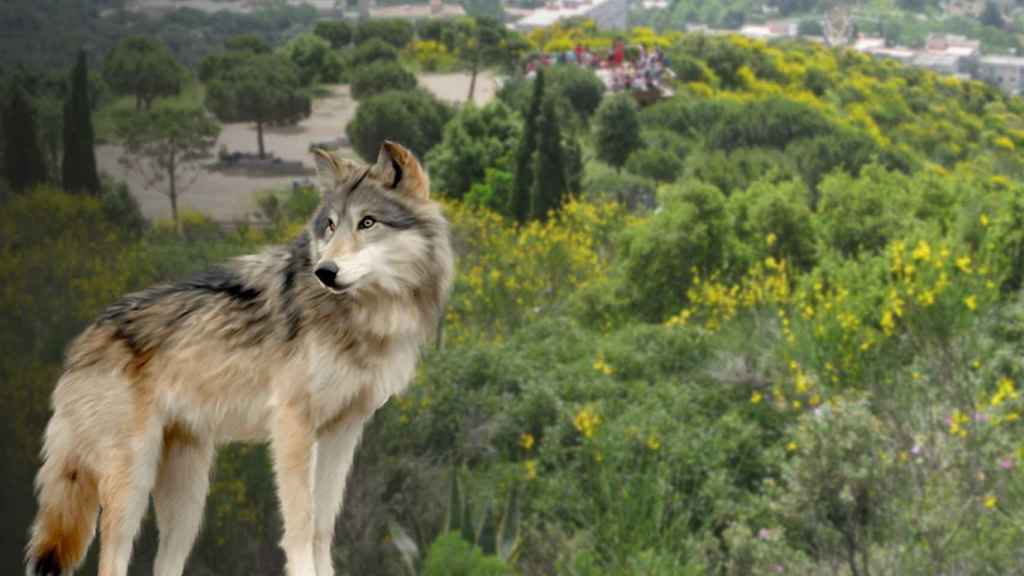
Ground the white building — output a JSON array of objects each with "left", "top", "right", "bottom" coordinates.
[
  {"left": 975, "top": 55, "right": 1024, "bottom": 96},
  {"left": 509, "top": 0, "right": 628, "bottom": 32}
]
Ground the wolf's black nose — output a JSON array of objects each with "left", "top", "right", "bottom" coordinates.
[{"left": 315, "top": 262, "right": 339, "bottom": 288}]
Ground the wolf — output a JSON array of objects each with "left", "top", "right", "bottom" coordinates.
[{"left": 25, "top": 141, "right": 454, "bottom": 576}]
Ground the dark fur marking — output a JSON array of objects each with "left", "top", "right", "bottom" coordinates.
[
  {"left": 33, "top": 548, "right": 61, "bottom": 576},
  {"left": 349, "top": 167, "right": 371, "bottom": 193},
  {"left": 180, "top": 267, "right": 262, "bottom": 304},
  {"left": 282, "top": 234, "right": 311, "bottom": 342}
]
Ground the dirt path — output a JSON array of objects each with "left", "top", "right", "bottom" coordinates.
[{"left": 98, "top": 72, "right": 498, "bottom": 222}]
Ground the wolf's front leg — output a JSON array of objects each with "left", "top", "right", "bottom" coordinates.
[
  {"left": 272, "top": 404, "right": 317, "bottom": 576},
  {"left": 313, "top": 401, "right": 375, "bottom": 576}
]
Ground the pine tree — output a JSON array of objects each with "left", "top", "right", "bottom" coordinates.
[
  {"left": 510, "top": 69, "right": 544, "bottom": 223},
  {"left": 532, "top": 94, "right": 568, "bottom": 219},
  {"left": 3, "top": 86, "right": 48, "bottom": 193},
  {"left": 62, "top": 50, "right": 101, "bottom": 195}
]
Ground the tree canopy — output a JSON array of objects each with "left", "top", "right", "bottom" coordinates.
[
  {"left": 205, "top": 53, "right": 311, "bottom": 158},
  {"left": 103, "top": 36, "right": 185, "bottom": 111},
  {"left": 346, "top": 89, "right": 451, "bottom": 162}
]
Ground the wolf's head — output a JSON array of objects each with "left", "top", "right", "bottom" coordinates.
[{"left": 307, "top": 142, "right": 453, "bottom": 305}]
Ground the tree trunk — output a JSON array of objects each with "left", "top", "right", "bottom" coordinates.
[
  {"left": 257, "top": 120, "right": 266, "bottom": 159},
  {"left": 135, "top": 93, "right": 142, "bottom": 111},
  {"left": 467, "top": 53, "right": 479, "bottom": 103},
  {"left": 169, "top": 153, "right": 181, "bottom": 236}
]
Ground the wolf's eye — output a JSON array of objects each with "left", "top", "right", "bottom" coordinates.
[
  {"left": 358, "top": 216, "right": 377, "bottom": 230},
  {"left": 324, "top": 218, "right": 336, "bottom": 235}
]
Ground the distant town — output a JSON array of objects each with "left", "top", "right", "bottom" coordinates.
[{"left": 117, "top": 0, "right": 1024, "bottom": 96}]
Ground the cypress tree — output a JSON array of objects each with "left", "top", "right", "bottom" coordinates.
[
  {"left": 532, "top": 94, "right": 568, "bottom": 220},
  {"left": 3, "top": 86, "right": 48, "bottom": 193},
  {"left": 510, "top": 69, "right": 544, "bottom": 223},
  {"left": 62, "top": 50, "right": 100, "bottom": 195}
]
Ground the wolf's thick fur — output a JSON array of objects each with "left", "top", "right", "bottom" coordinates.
[{"left": 25, "top": 142, "right": 454, "bottom": 576}]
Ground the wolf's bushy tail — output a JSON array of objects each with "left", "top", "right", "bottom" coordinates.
[{"left": 25, "top": 415, "right": 99, "bottom": 576}]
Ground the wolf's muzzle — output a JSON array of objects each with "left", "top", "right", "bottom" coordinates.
[{"left": 314, "top": 262, "right": 347, "bottom": 291}]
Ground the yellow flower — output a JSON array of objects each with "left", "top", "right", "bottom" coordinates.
[
  {"left": 984, "top": 494, "right": 997, "bottom": 509},
  {"left": 646, "top": 434, "right": 661, "bottom": 451},
  {"left": 955, "top": 255, "right": 972, "bottom": 274},
  {"left": 964, "top": 295, "right": 977, "bottom": 311},
  {"left": 524, "top": 459, "right": 538, "bottom": 480},
  {"left": 766, "top": 232, "right": 777, "bottom": 247},
  {"left": 573, "top": 406, "right": 601, "bottom": 439},
  {"left": 792, "top": 400, "right": 802, "bottom": 410},
  {"left": 592, "top": 354, "right": 614, "bottom": 376},
  {"left": 1006, "top": 412, "right": 1020, "bottom": 422},
  {"left": 912, "top": 240, "right": 931, "bottom": 262},
  {"left": 980, "top": 213, "right": 990, "bottom": 227},
  {"left": 751, "top": 391, "right": 764, "bottom": 405},
  {"left": 992, "top": 377, "right": 1018, "bottom": 407},
  {"left": 519, "top": 432, "right": 535, "bottom": 450},
  {"left": 786, "top": 441, "right": 798, "bottom": 452},
  {"left": 795, "top": 371, "right": 809, "bottom": 393},
  {"left": 950, "top": 409, "right": 970, "bottom": 436},
  {"left": 880, "top": 310, "right": 895, "bottom": 336}
]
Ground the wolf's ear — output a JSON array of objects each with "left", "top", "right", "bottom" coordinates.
[
  {"left": 370, "top": 141, "right": 430, "bottom": 201},
  {"left": 312, "top": 148, "right": 361, "bottom": 193}
]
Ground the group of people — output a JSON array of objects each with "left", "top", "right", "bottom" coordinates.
[{"left": 524, "top": 40, "right": 672, "bottom": 96}]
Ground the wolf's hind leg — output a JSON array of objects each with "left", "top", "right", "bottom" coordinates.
[
  {"left": 152, "top": 435, "right": 214, "bottom": 576},
  {"left": 313, "top": 406, "right": 373, "bottom": 576},
  {"left": 97, "top": 421, "right": 162, "bottom": 576}
]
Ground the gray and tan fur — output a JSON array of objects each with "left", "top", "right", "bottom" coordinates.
[{"left": 25, "top": 141, "right": 454, "bottom": 576}]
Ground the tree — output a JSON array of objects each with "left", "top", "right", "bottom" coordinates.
[
  {"left": 282, "top": 33, "right": 344, "bottom": 86},
  {"left": 350, "top": 38, "right": 400, "bottom": 67},
  {"left": 350, "top": 62, "right": 418, "bottom": 101},
  {"left": 625, "top": 147, "right": 683, "bottom": 184},
  {"left": 355, "top": 19, "right": 415, "bottom": 49},
  {"left": 205, "top": 53, "right": 311, "bottom": 159},
  {"left": 199, "top": 36, "right": 270, "bottom": 84},
  {"left": 224, "top": 34, "right": 271, "bottom": 55},
  {"left": 426, "top": 101, "right": 521, "bottom": 201},
  {"left": 314, "top": 20, "right": 353, "bottom": 48},
  {"left": 116, "top": 107, "right": 220, "bottom": 235},
  {"left": 594, "top": 93, "right": 642, "bottom": 173},
  {"left": 546, "top": 64, "right": 606, "bottom": 123},
  {"left": 103, "top": 36, "right": 185, "bottom": 111},
  {"left": 3, "top": 87, "right": 48, "bottom": 192},
  {"left": 346, "top": 89, "right": 452, "bottom": 162},
  {"left": 532, "top": 94, "right": 570, "bottom": 219},
  {"left": 450, "top": 18, "right": 528, "bottom": 102},
  {"left": 62, "top": 50, "right": 100, "bottom": 196},
  {"left": 510, "top": 69, "right": 544, "bottom": 222},
  {"left": 981, "top": 0, "right": 1006, "bottom": 29}
]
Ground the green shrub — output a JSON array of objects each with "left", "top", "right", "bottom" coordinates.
[
  {"left": 622, "top": 180, "right": 733, "bottom": 321},
  {"left": 346, "top": 89, "right": 452, "bottom": 162},
  {"left": 625, "top": 147, "right": 683, "bottom": 183},
  {"left": 422, "top": 532, "right": 512, "bottom": 576},
  {"left": 349, "top": 38, "right": 401, "bottom": 67},
  {"left": 350, "top": 61, "right": 418, "bottom": 100}
]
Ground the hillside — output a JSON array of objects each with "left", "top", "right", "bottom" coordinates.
[{"left": 4, "top": 17, "right": 1024, "bottom": 576}]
